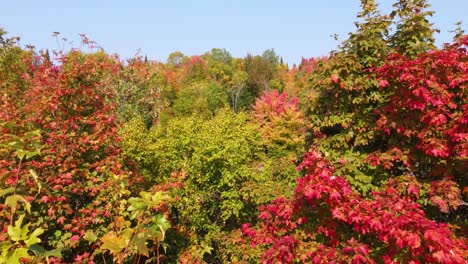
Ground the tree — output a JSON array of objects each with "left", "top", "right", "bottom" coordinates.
[
  {"left": 167, "top": 51, "right": 185, "bottom": 68},
  {"left": 261, "top": 48, "right": 279, "bottom": 66},
  {"left": 244, "top": 51, "right": 280, "bottom": 99},
  {"left": 306, "top": 0, "right": 393, "bottom": 194},
  {"left": 0, "top": 46, "right": 166, "bottom": 262},
  {"left": 204, "top": 48, "right": 234, "bottom": 87},
  {"left": 112, "top": 57, "right": 167, "bottom": 127},
  {"left": 372, "top": 35, "right": 467, "bottom": 219},
  {"left": 252, "top": 90, "right": 306, "bottom": 159},
  {"left": 181, "top": 56, "right": 208, "bottom": 84},
  {"left": 0, "top": 28, "right": 33, "bottom": 99},
  {"left": 390, "top": 0, "right": 437, "bottom": 57},
  {"left": 172, "top": 81, "right": 228, "bottom": 117},
  {"left": 204, "top": 48, "right": 233, "bottom": 64},
  {"left": 121, "top": 109, "right": 267, "bottom": 262},
  {"left": 243, "top": 150, "right": 468, "bottom": 263},
  {"left": 227, "top": 70, "right": 248, "bottom": 112}
]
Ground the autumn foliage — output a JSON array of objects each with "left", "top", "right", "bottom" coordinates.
[
  {"left": 252, "top": 90, "right": 305, "bottom": 158},
  {"left": 1, "top": 0, "right": 468, "bottom": 262},
  {"left": 243, "top": 150, "right": 467, "bottom": 263},
  {"left": 0, "top": 45, "right": 170, "bottom": 262},
  {"left": 375, "top": 35, "right": 467, "bottom": 172}
]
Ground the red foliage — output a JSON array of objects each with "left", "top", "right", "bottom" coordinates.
[
  {"left": 368, "top": 36, "right": 467, "bottom": 214},
  {"left": 252, "top": 90, "right": 305, "bottom": 158},
  {"left": 183, "top": 55, "right": 207, "bottom": 81},
  {"left": 243, "top": 150, "right": 467, "bottom": 263},
  {"left": 0, "top": 51, "right": 143, "bottom": 261},
  {"left": 375, "top": 36, "right": 468, "bottom": 160},
  {"left": 252, "top": 89, "right": 301, "bottom": 120},
  {"left": 299, "top": 57, "right": 327, "bottom": 74}
]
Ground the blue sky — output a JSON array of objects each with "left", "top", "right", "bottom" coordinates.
[{"left": 2, "top": 0, "right": 467, "bottom": 65}]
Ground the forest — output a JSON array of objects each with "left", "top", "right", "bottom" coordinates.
[{"left": 0, "top": 0, "right": 467, "bottom": 263}]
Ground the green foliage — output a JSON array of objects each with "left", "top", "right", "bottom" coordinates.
[
  {"left": 227, "top": 69, "right": 249, "bottom": 112},
  {"left": 243, "top": 50, "right": 280, "bottom": 104},
  {"left": 172, "top": 81, "right": 228, "bottom": 117},
  {"left": 122, "top": 109, "right": 297, "bottom": 262},
  {"left": 0, "top": 29, "right": 32, "bottom": 93},
  {"left": 181, "top": 56, "right": 208, "bottom": 84},
  {"left": 306, "top": 0, "right": 393, "bottom": 194},
  {"left": 204, "top": 48, "right": 234, "bottom": 85},
  {"left": 166, "top": 51, "right": 186, "bottom": 68},
  {"left": 252, "top": 90, "right": 306, "bottom": 159},
  {"left": 98, "top": 191, "right": 171, "bottom": 264},
  {"left": 261, "top": 49, "right": 280, "bottom": 66},
  {"left": 112, "top": 57, "right": 168, "bottom": 127},
  {"left": 340, "top": 0, "right": 391, "bottom": 67},
  {"left": 123, "top": 108, "right": 264, "bottom": 207},
  {"left": 390, "top": 0, "right": 437, "bottom": 57},
  {"left": 0, "top": 125, "right": 62, "bottom": 264},
  {"left": 204, "top": 48, "right": 233, "bottom": 65},
  {"left": 303, "top": 0, "right": 445, "bottom": 195}
]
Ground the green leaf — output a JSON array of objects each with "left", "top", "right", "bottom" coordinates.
[
  {"left": 0, "top": 242, "right": 13, "bottom": 257},
  {"left": 6, "top": 194, "right": 31, "bottom": 214},
  {"left": 25, "top": 149, "right": 40, "bottom": 159},
  {"left": 150, "top": 191, "right": 170, "bottom": 205},
  {"left": 83, "top": 230, "right": 98, "bottom": 243},
  {"left": 7, "top": 139, "right": 22, "bottom": 150},
  {"left": 0, "top": 187, "right": 15, "bottom": 197},
  {"left": 127, "top": 197, "right": 147, "bottom": 213},
  {"left": 28, "top": 244, "right": 46, "bottom": 256},
  {"left": 54, "top": 230, "right": 63, "bottom": 239},
  {"left": 44, "top": 248, "right": 63, "bottom": 258},
  {"left": 131, "top": 231, "right": 150, "bottom": 257},
  {"left": 154, "top": 214, "right": 171, "bottom": 232},
  {"left": 15, "top": 149, "right": 26, "bottom": 160},
  {"left": 5, "top": 195, "right": 18, "bottom": 212},
  {"left": 8, "top": 214, "right": 30, "bottom": 242},
  {"left": 200, "top": 241, "right": 213, "bottom": 256},
  {"left": 23, "top": 130, "right": 41, "bottom": 140},
  {"left": 29, "top": 169, "right": 42, "bottom": 194},
  {"left": 29, "top": 244, "right": 63, "bottom": 261},
  {"left": 6, "top": 248, "right": 30, "bottom": 264},
  {"left": 24, "top": 227, "right": 44, "bottom": 247},
  {"left": 100, "top": 229, "right": 132, "bottom": 254},
  {"left": 144, "top": 215, "right": 171, "bottom": 242}
]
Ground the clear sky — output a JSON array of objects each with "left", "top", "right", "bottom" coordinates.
[{"left": 2, "top": 0, "right": 467, "bottom": 65}]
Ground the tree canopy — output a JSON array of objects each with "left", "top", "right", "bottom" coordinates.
[{"left": 0, "top": 1, "right": 466, "bottom": 263}]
